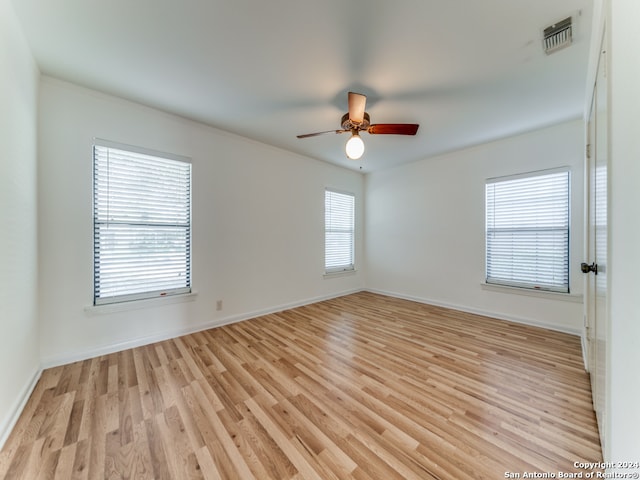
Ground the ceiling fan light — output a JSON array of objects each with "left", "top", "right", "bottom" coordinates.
[{"left": 345, "top": 133, "right": 365, "bottom": 160}]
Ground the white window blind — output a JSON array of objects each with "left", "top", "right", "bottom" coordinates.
[
  {"left": 325, "top": 189, "right": 355, "bottom": 273},
  {"left": 93, "top": 140, "right": 192, "bottom": 305},
  {"left": 486, "top": 169, "right": 570, "bottom": 293}
]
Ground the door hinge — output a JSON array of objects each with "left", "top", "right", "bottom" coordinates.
[{"left": 586, "top": 143, "right": 591, "bottom": 159}]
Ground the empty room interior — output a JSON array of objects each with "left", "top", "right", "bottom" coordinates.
[{"left": 1, "top": 0, "right": 639, "bottom": 478}]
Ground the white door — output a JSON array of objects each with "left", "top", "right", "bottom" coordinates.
[{"left": 584, "top": 32, "right": 608, "bottom": 455}]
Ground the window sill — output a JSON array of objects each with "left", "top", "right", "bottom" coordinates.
[
  {"left": 481, "top": 283, "right": 583, "bottom": 303},
  {"left": 85, "top": 291, "right": 198, "bottom": 316},
  {"left": 323, "top": 269, "right": 357, "bottom": 279}
]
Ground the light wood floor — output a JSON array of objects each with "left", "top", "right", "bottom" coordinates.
[{"left": 0, "top": 292, "right": 602, "bottom": 479}]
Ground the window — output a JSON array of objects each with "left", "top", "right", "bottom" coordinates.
[
  {"left": 485, "top": 169, "right": 570, "bottom": 293},
  {"left": 93, "top": 140, "right": 192, "bottom": 305},
  {"left": 325, "top": 189, "right": 355, "bottom": 273}
]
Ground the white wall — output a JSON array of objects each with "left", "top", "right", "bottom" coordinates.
[
  {"left": 0, "top": 0, "right": 40, "bottom": 446},
  {"left": 365, "top": 120, "right": 585, "bottom": 334},
  {"left": 38, "top": 77, "right": 364, "bottom": 366},
  {"left": 607, "top": 0, "right": 640, "bottom": 466}
]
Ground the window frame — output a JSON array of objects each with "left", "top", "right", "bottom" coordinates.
[
  {"left": 324, "top": 188, "right": 356, "bottom": 274},
  {"left": 92, "top": 139, "right": 192, "bottom": 305},
  {"left": 485, "top": 167, "right": 571, "bottom": 294}
]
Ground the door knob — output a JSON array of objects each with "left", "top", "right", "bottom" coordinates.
[{"left": 581, "top": 262, "right": 598, "bottom": 275}]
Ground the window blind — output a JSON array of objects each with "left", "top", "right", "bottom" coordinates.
[
  {"left": 93, "top": 141, "right": 191, "bottom": 305},
  {"left": 325, "top": 189, "right": 355, "bottom": 273},
  {"left": 486, "top": 169, "right": 570, "bottom": 293}
]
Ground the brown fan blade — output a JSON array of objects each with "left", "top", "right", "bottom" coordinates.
[
  {"left": 348, "top": 92, "right": 366, "bottom": 125},
  {"left": 367, "top": 124, "right": 419, "bottom": 135},
  {"left": 297, "top": 129, "right": 348, "bottom": 139}
]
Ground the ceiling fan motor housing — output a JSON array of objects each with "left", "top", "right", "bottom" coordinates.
[{"left": 341, "top": 112, "right": 370, "bottom": 131}]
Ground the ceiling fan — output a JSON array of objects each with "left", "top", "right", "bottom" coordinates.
[{"left": 297, "top": 92, "right": 419, "bottom": 160}]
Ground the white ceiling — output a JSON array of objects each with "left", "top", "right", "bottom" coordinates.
[{"left": 11, "top": 0, "right": 593, "bottom": 172}]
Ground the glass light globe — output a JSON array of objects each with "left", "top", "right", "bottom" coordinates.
[{"left": 345, "top": 133, "right": 365, "bottom": 159}]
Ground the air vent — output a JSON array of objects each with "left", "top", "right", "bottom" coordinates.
[{"left": 543, "top": 16, "right": 572, "bottom": 54}]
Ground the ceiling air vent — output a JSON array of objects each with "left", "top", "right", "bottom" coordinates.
[{"left": 543, "top": 16, "right": 572, "bottom": 55}]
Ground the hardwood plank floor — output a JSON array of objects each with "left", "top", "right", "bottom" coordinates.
[{"left": 0, "top": 292, "right": 602, "bottom": 479}]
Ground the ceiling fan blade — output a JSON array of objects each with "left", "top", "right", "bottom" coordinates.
[
  {"left": 297, "top": 129, "right": 348, "bottom": 139},
  {"left": 348, "top": 92, "right": 367, "bottom": 125},
  {"left": 367, "top": 124, "right": 419, "bottom": 135}
]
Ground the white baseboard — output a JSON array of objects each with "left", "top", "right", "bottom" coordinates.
[
  {"left": 0, "top": 366, "right": 42, "bottom": 451},
  {"left": 365, "top": 288, "right": 583, "bottom": 337},
  {"left": 42, "top": 286, "right": 582, "bottom": 368},
  {"left": 41, "top": 288, "right": 364, "bottom": 369}
]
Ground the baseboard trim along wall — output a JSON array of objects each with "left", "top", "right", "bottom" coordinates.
[
  {"left": 0, "top": 366, "right": 42, "bottom": 451},
  {"left": 40, "top": 288, "right": 364, "bottom": 370},
  {"left": 365, "top": 288, "right": 583, "bottom": 337},
  {"left": 42, "top": 286, "right": 583, "bottom": 369}
]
